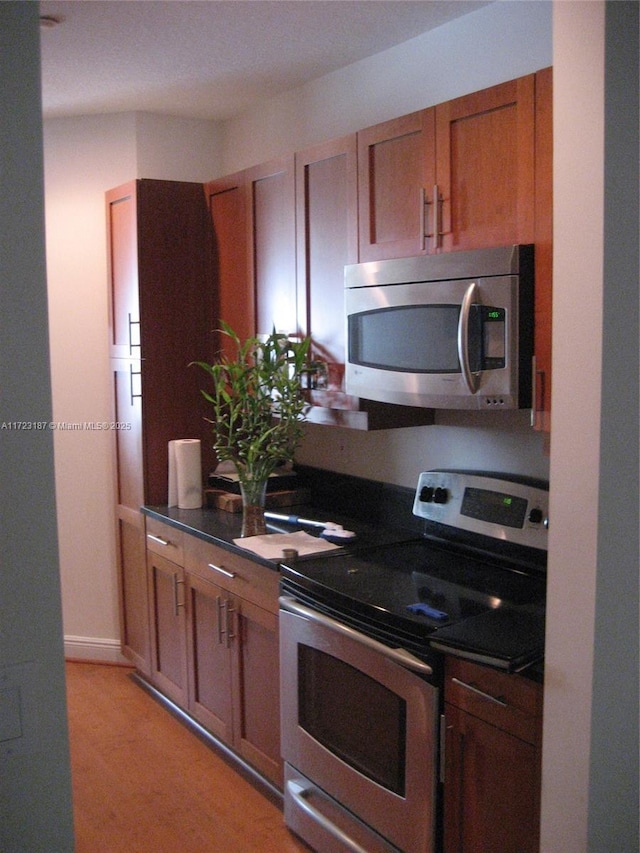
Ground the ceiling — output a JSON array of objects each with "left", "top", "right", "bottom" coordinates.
[{"left": 38, "top": 0, "right": 491, "bottom": 121}]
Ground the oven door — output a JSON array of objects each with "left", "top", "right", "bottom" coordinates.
[{"left": 279, "top": 596, "right": 439, "bottom": 853}]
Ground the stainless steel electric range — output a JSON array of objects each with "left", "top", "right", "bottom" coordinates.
[{"left": 279, "top": 470, "right": 548, "bottom": 853}]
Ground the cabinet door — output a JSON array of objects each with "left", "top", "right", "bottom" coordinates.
[
  {"left": 106, "top": 182, "right": 140, "bottom": 360},
  {"left": 147, "top": 552, "right": 188, "bottom": 708},
  {"left": 357, "top": 109, "right": 436, "bottom": 261},
  {"left": 444, "top": 701, "right": 541, "bottom": 853},
  {"left": 205, "top": 172, "right": 254, "bottom": 355},
  {"left": 232, "top": 597, "right": 282, "bottom": 787},
  {"left": 111, "top": 358, "right": 143, "bottom": 511},
  {"left": 295, "top": 136, "right": 357, "bottom": 377},
  {"left": 111, "top": 359, "right": 148, "bottom": 672},
  {"left": 185, "top": 572, "right": 234, "bottom": 744},
  {"left": 435, "top": 74, "right": 535, "bottom": 253},
  {"left": 533, "top": 67, "right": 553, "bottom": 432},
  {"left": 246, "top": 157, "right": 297, "bottom": 336},
  {"left": 116, "top": 511, "right": 149, "bottom": 674}
]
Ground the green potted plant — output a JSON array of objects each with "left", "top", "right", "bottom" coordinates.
[{"left": 193, "top": 322, "right": 311, "bottom": 536}]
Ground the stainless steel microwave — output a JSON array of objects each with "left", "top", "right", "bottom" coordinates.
[{"left": 345, "top": 244, "right": 534, "bottom": 410}]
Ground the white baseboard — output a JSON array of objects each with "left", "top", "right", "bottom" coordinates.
[{"left": 64, "top": 635, "right": 129, "bottom": 665}]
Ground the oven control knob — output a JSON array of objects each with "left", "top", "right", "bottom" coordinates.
[
  {"left": 528, "top": 507, "right": 544, "bottom": 524},
  {"left": 419, "top": 485, "right": 434, "bottom": 502},
  {"left": 433, "top": 487, "right": 449, "bottom": 504}
]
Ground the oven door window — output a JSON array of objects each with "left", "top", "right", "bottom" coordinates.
[{"left": 298, "top": 645, "right": 407, "bottom": 795}]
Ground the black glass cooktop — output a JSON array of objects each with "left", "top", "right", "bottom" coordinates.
[{"left": 280, "top": 537, "right": 546, "bottom": 670}]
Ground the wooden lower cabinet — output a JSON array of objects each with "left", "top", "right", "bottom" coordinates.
[
  {"left": 145, "top": 518, "right": 283, "bottom": 788},
  {"left": 443, "top": 658, "right": 543, "bottom": 853},
  {"left": 185, "top": 571, "right": 235, "bottom": 744},
  {"left": 147, "top": 550, "right": 188, "bottom": 708},
  {"left": 116, "top": 509, "right": 149, "bottom": 674}
]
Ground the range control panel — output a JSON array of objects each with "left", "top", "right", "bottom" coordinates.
[{"left": 413, "top": 470, "right": 549, "bottom": 551}]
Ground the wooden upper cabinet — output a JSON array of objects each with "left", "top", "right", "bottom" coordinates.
[
  {"left": 533, "top": 67, "right": 553, "bottom": 432},
  {"left": 107, "top": 181, "right": 140, "bottom": 360},
  {"left": 246, "top": 157, "right": 297, "bottom": 337},
  {"left": 358, "top": 109, "right": 436, "bottom": 261},
  {"left": 435, "top": 74, "right": 536, "bottom": 253},
  {"left": 295, "top": 135, "right": 358, "bottom": 365},
  {"left": 205, "top": 172, "right": 254, "bottom": 356},
  {"left": 106, "top": 179, "right": 217, "bottom": 505},
  {"left": 358, "top": 74, "right": 537, "bottom": 261}
]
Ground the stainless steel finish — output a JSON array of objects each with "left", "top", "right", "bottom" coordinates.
[
  {"left": 279, "top": 595, "right": 433, "bottom": 676},
  {"left": 413, "top": 470, "right": 549, "bottom": 551},
  {"left": 128, "top": 312, "right": 141, "bottom": 354},
  {"left": 420, "top": 187, "right": 426, "bottom": 250},
  {"left": 287, "top": 779, "right": 373, "bottom": 853},
  {"left": 208, "top": 561, "right": 236, "bottom": 579},
  {"left": 345, "top": 244, "right": 532, "bottom": 410},
  {"left": 172, "top": 573, "right": 185, "bottom": 617},
  {"left": 457, "top": 280, "right": 480, "bottom": 393},
  {"left": 216, "top": 596, "right": 224, "bottom": 644},
  {"left": 129, "top": 363, "right": 142, "bottom": 406},
  {"left": 451, "top": 677, "right": 508, "bottom": 707},
  {"left": 345, "top": 243, "right": 523, "bottom": 289},
  {"left": 439, "top": 714, "right": 448, "bottom": 784},
  {"left": 280, "top": 603, "right": 438, "bottom": 853},
  {"left": 530, "top": 354, "right": 537, "bottom": 427},
  {"left": 432, "top": 184, "right": 441, "bottom": 249},
  {"left": 223, "top": 601, "right": 235, "bottom": 648},
  {"left": 147, "top": 533, "right": 170, "bottom": 547}
]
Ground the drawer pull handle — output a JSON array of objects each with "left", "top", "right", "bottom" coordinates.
[
  {"left": 208, "top": 562, "right": 236, "bottom": 579},
  {"left": 451, "top": 677, "right": 508, "bottom": 707},
  {"left": 147, "top": 534, "right": 171, "bottom": 547}
]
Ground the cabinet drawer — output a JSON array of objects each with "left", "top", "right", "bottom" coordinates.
[
  {"left": 145, "top": 517, "right": 184, "bottom": 565},
  {"left": 445, "top": 657, "right": 542, "bottom": 745},
  {"left": 184, "top": 537, "right": 279, "bottom": 613}
]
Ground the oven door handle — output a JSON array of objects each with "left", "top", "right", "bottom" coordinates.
[
  {"left": 279, "top": 595, "right": 433, "bottom": 676},
  {"left": 287, "top": 778, "right": 372, "bottom": 853}
]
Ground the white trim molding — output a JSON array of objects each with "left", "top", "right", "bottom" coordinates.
[{"left": 64, "top": 635, "right": 129, "bottom": 665}]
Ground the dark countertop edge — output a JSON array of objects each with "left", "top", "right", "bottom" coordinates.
[
  {"left": 141, "top": 502, "right": 418, "bottom": 571},
  {"left": 142, "top": 504, "right": 278, "bottom": 569}
]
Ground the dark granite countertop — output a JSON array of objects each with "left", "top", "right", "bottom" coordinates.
[{"left": 142, "top": 502, "right": 417, "bottom": 570}]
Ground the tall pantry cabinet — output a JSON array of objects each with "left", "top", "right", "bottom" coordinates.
[{"left": 107, "top": 179, "right": 216, "bottom": 673}]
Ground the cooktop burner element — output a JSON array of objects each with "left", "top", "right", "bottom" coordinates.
[{"left": 280, "top": 470, "right": 549, "bottom": 672}]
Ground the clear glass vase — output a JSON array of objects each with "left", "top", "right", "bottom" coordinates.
[{"left": 239, "top": 477, "right": 268, "bottom": 537}]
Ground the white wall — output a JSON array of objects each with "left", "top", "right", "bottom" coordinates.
[
  {"left": 542, "top": 3, "right": 638, "bottom": 850},
  {"left": 221, "top": 0, "right": 552, "bottom": 172},
  {"left": 542, "top": 4, "right": 604, "bottom": 848},
  {"left": 43, "top": 113, "right": 221, "bottom": 660},
  {"left": 1, "top": 4, "right": 74, "bottom": 848}
]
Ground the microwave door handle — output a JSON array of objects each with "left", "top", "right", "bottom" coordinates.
[{"left": 457, "top": 281, "right": 480, "bottom": 394}]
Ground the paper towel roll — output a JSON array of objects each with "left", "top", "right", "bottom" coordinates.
[
  {"left": 173, "top": 439, "right": 202, "bottom": 509},
  {"left": 167, "top": 440, "right": 179, "bottom": 507}
]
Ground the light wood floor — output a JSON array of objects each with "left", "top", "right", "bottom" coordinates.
[{"left": 65, "top": 661, "right": 311, "bottom": 852}]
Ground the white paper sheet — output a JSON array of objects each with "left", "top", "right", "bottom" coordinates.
[{"left": 232, "top": 530, "right": 340, "bottom": 560}]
